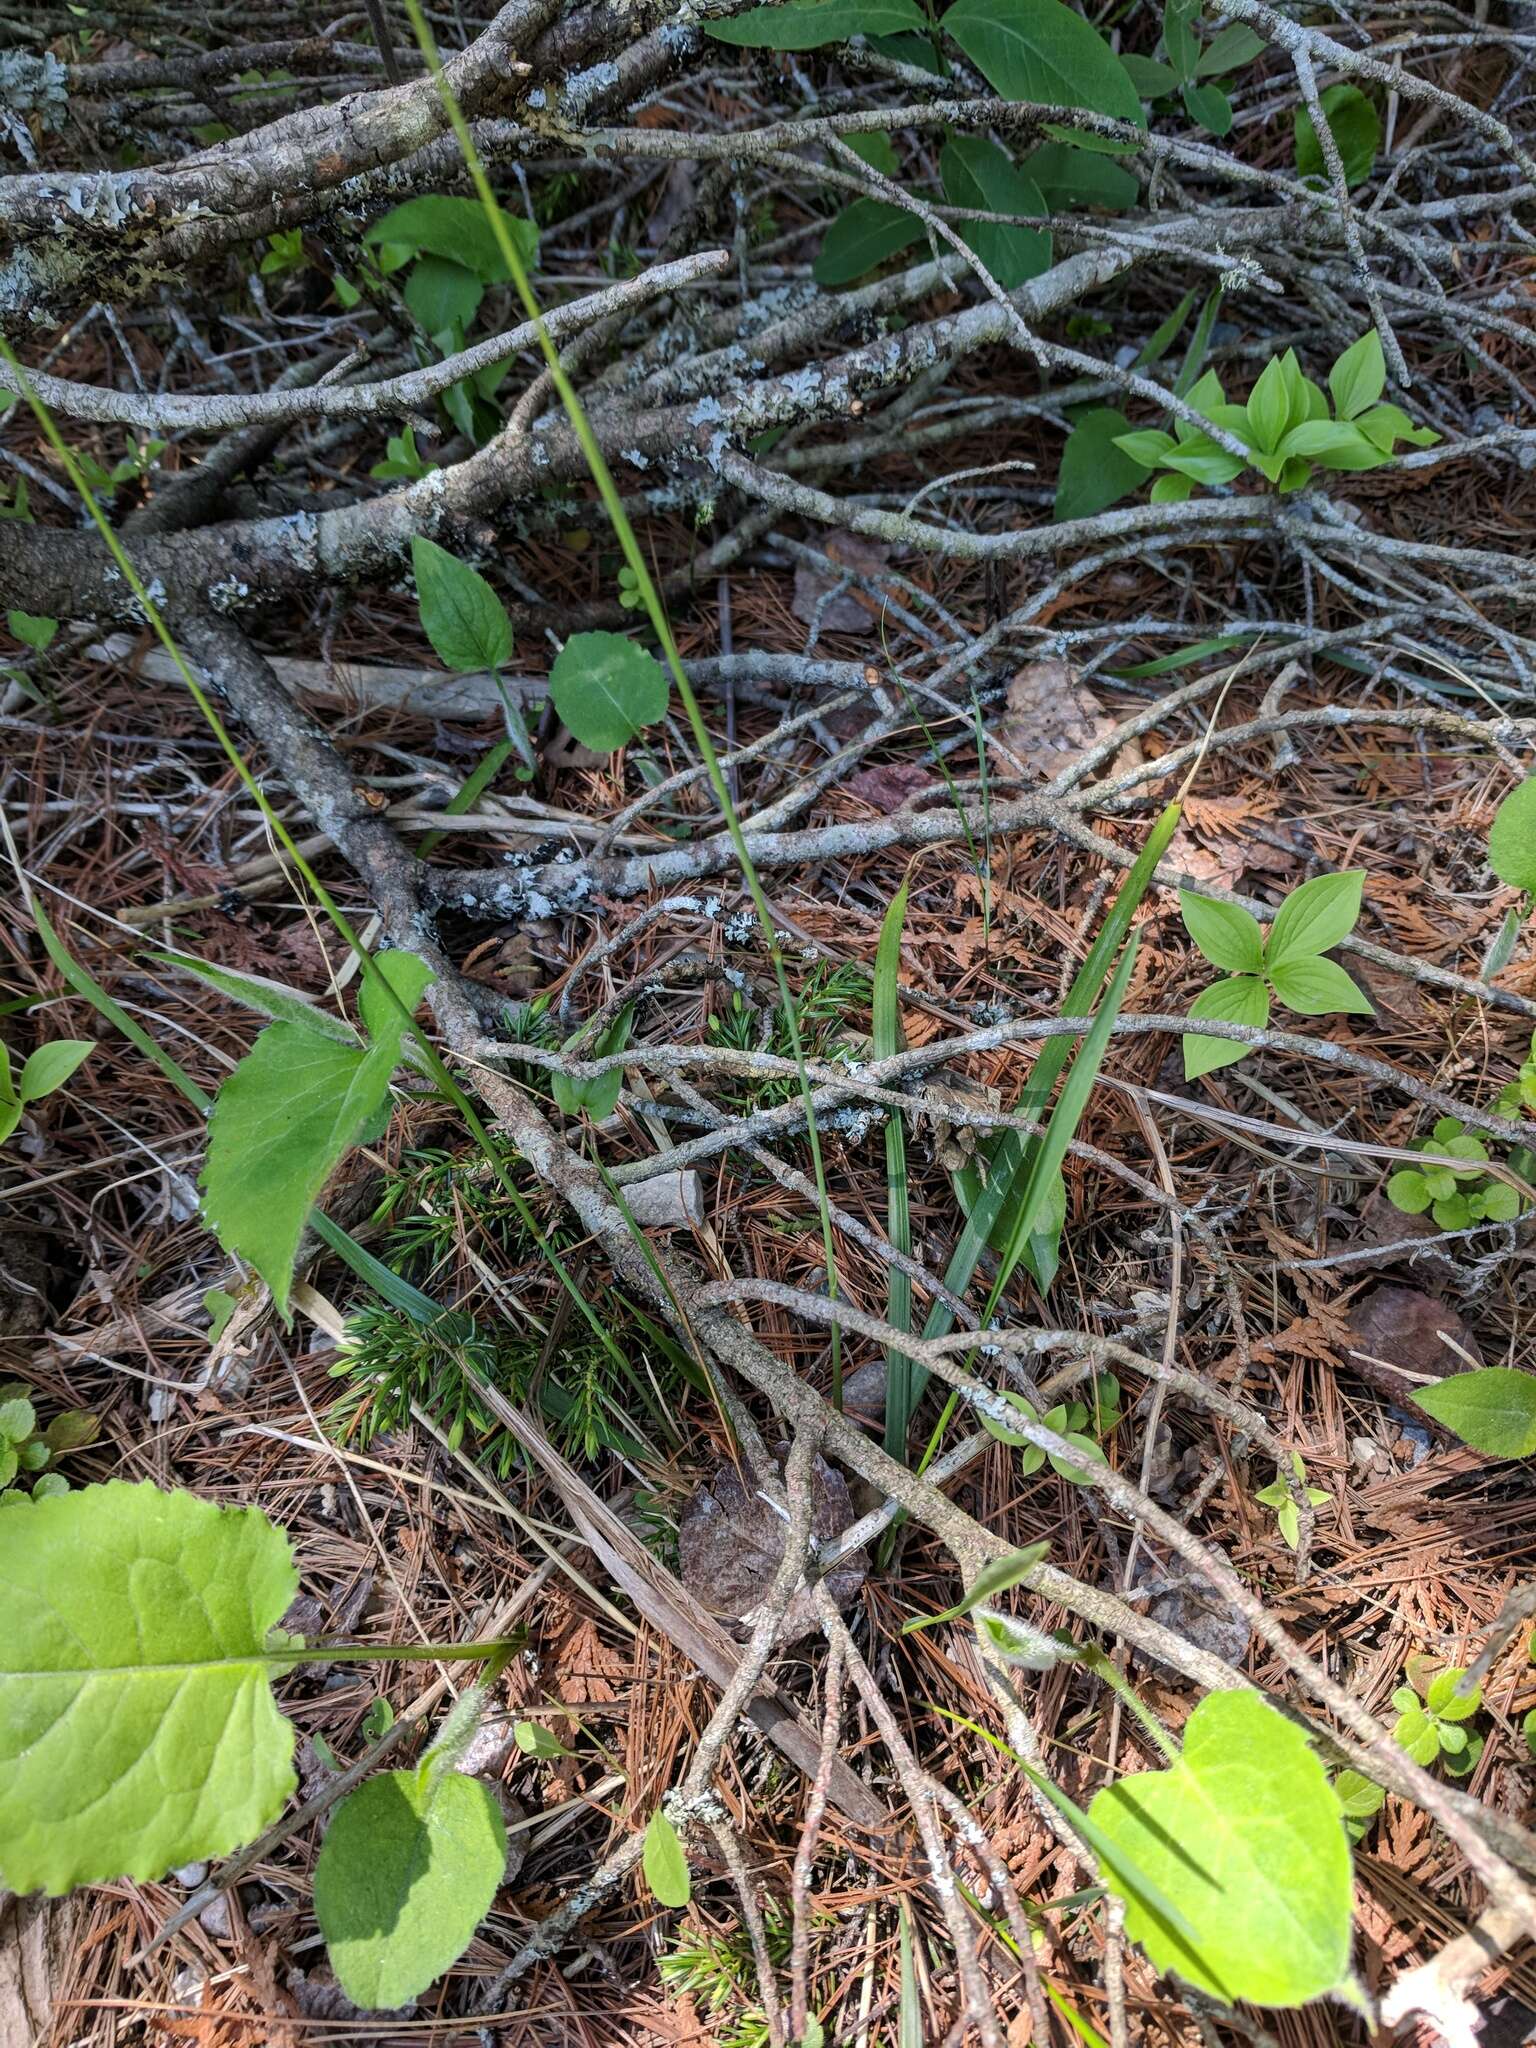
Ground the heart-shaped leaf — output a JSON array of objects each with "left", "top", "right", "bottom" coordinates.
[
  {"left": 1088, "top": 1691, "right": 1354, "bottom": 2006},
  {"left": 0, "top": 1481, "right": 299, "bottom": 1894},
  {"left": 549, "top": 631, "right": 668, "bottom": 752}
]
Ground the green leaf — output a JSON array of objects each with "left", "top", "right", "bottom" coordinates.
[
  {"left": 315, "top": 1764, "right": 506, "bottom": 2009},
  {"left": 1183, "top": 974, "right": 1269, "bottom": 1079},
  {"left": 1196, "top": 23, "right": 1265, "bottom": 74},
  {"left": 1113, "top": 428, "right": 1177, "bottom": 468},
  {"left": 844, "top": 130, "right": 899, "bottom": 174},
  {"left": 1489, "top": 780, "right": 1536, "bottom": 893},
  {"left": 1426, "top": 1668, "right": 1480, "bottom": 1720},
  {"left": 0, "top": 1480, "right": 298, "bottom": 1893},
  {"left": 1265, "top": 870, "right": 1365, "bottom": 968},
  {"left": 201, "top": 953, "right": 431, "bottom": 1315},
  {"left": 403, "top": 256, "right": 484, "bottom": 340},
  {"left": 1023, "top": 139, "right": 1138, "bottom": 209},
  {"left": 1414, "top": 1368, "right": 1536, "bottom": 1458},
  {"left": 364, "top": 197, "right": 537, "bottom": 285},
  {"left": 1121, "top": 54, "right": 1178, "bottom": 97},
  {"left": 1386, "top": 1169, "right": 1431, "bottom": 1215},
  {"left": 1180, "top": 892, "right": 1264, "bottom": 974},
  {"left": 514, "top": 1719, "right": 571, "bottom": 1758},
  {"left": 1162, "top": 0, "right": 1198, "bottom": 80},
  {"left": 1329, "top": 331, "right": 1386, "bottom": 421},
  {"left": 643, "top": 1808, "right": 691, "bottom": 1908},
  {"left": 549, "top": 631, "right": 668, "bottom": 752},
  {"left": 975, "top": 1609, "right": 1066, "bottom": 1670},
  {"left": 1181, "top": 80, "right": 1231, "bottom": 135},
  {"left": 1523, "top": 1709, "right": 1536, "bottom": 1761},
  {"left": 939, "top": 133, "right": 1051, "bottom": 290},
  {"left": 1482, "top": 1182, "right": 1521, "bottom": 1222},
  {"left": 7, "top": 610, "right": 57, "bottom": 652},
  {"left": 17, "top": 1039, "right": 93, "bottom": 1102},
  {"left": 1295, "top": 83, "right": 1379, "bottom": 188},
  {"left": 1088, "top": 1691, "right": 1354, "bottom": 2005},
  {"left": 0, "top": 1396, "right": 35, "bottom": 1441},
  {"left": 1054, "top": 408, "right": 1148, "bottom": 522},
  {"left": 1245, "top": 357, "right": 1291, "bottom": 454},
  {"left": 1276, "top": 419, "right": 1383, "bottom": 469},
  {"left": 44, "top": 1408, "right": 98, "bottom": 1455},
  {"left": 942, "top": 0, "right": 1145, "bottom": 125},
  {"left": 551, "top": 1005, "right": 633, "bottom": 1120},
  {"left": 812, "top": 198, "right": 923, "bottom": 285},
  {"left": 410, "top": 537, "right": 513, "bottom": 675},
  {"left": 1354, "top": 402, "right": 1437, "bottom": 454},
  {"left": 1158, "top": 434, "right": 1245, "bottom": 485},
  {"left": 706, "top": 0, "right": 925, "bottom": 47},
  {"left": 1332, "top": 1769, "right": 1384, "bottom": 1820},
  {"left": 901, "top": 1541, "right": 1052, "bottom": 1633},
  {"left": 1268, "top": 956, "right": 1373, "bottom": 1017},
  {"left": 150, "top": 951, "right": 358, "bottom": 1041}
]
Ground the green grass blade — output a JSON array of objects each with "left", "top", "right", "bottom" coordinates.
[
  {"left": 875, "top": 878, "right": 917, "bottom": 1458},
  {"left": 32, "top": 902, "right": 212, "bottom": 1112}
]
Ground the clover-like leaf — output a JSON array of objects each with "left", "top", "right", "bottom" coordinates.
[
  {"left": 0, "top": 1480, "right": 299, "bottom": 1894},
  {"left": 314, "top": 1763, "right": 507, "bottom": 2010},
  {"left": 1088, "top": 1691, "right": 1354, "bottom": 2006},
  {"left": 549, "top": 631, "right": 669, "bottom": 753}
]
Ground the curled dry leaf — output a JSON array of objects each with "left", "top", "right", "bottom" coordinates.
[
  {"left": 677, "top": 1449, "right": 867, "bottom": 1643},
  {"left": 845, "top": 760, "right": 933, "bottom": 810},
  {"left": 791, "top": 531, "right": 893, "bottom": 637},
  {"left": 920, "top": 1075, "right": 1002, "bottom": 1176},
  {"left": 995, "top": 659, "right": 1143, "bottom": 781},
  {"left": 1345, "top": 1284, "right": 1484, "bottom": 1428}
]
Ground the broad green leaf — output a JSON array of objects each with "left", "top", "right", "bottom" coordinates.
[
  {"left": 1089, "top": 1691, "right": 1354, "bottom": 2006},
  {"left": 315, "top": 1764, "right": 506, "bottom": 2009},
  {"left": 1425, "top": 1668, "right": 1480, "bottom": 1720},
  {"left": 1183, "top": 974, "right": 1268, "bottom": 1080},
  {"left": 1114, "top": 428, "right": 1177, "bottom": 468},
  {"left": 942, "top": 0, "right": 1145, "bottom": 125},
  {"left": 410, "top": 536, "right": 513, "bottom": 675},
  {"left": 1354, "top": 402, "right": 1438, "bottom": 454},
  {"left": 17, "top": 1039, "right": 93, "bottom": 1102},
  {"left": 1266, "top": 870, "right": 1364, "bottom": 968},
  {"left": 1414, "top": 1368, "right": 1536, "bottom": 1458},
  {"left": 1268, "top": 956, "right": 1373, "bottom": 1017},
  {"left": 0, "top": 1396, "right": 35, "bottom": 1440},
  {"left": 1180, "top": 892, "right": 1264, "bottom": 974},
  {"left": 1162, "top": 0, "right": 1198, "bottom": 80},
  {"left": 812, "top": 198, "right": 923, "bottom": 285},
  {"left": 549, "top": 631, "right": 668, "bottom": 752},
  {"left": 902, "top": 1541, "right": 1051, "bottom": 1633},
  {"left": 551, "top": 1005, "right": 633, "bottom": 1120},
  {"left": 1024, "top": 139, "right": 1138, "bottom": 210},
  {"left": 844, "top": 130, "right": 899, "bottom": 173},
  {"left": 514, "top": 1719, "right": 571, "bottom": 1758},
  {"left": 404, "top": 256, "right": 484, "bottom": 340},
  {"left": 364, "top": 197, "right": 537, "bottom": 285},
  {"left": 7, "top": 609, "right": 57, "bottom": 652},
  {"left": 1277, "top": 419, "right": 1382, "bottom": 467},
  {"left": 706, "top": 0, "right": 926, "bottom": 47},
  {"left": 1489, "top": 780, "right": 1536, "bottom": 893},
  {"left": 1196, "top": 22, "right": 1265, "bottom": 74},
  {"left": 643, "top": 1808, "right": 691, "bottom": 1907},
  {"left": 1329, "top": 331, "right": 1385, "bottom": 420},
  {"left": 1158, "top": 434, "right": 1245, "bottom": 485},
  {"left": 939, "top": 133, "right": 1051, "bottom": 290},
  {"left": 151, "top": 951, "right": 358, "bottom": 1041},
  {"left": 1295, "top": 84, "right": 1379, "bottom": 188},
  {"left": 1182, "top": 81, "right": 1231, "bottom": 135},
  {"left": 1332, "top": 1769, "right": 1384, "bottom": 1820},
  {"left": 0, "top": 1481, "right": 298, "bottom": 1893},
  {"left": 1245, "top": 358, "right": 1290, "bottom": 454},
  {"left": 1386, "top": 1169, "right": 1431, "bottom": 1215},
  {"left": 1121, "top": 54, "right": 1178, "bottom": 96},
  {"left": 201, "top": 952, "right": 431, "bottom": 1315},
  {"left": 1054, "top": 408, "right": 1148, "bottom": 522}
]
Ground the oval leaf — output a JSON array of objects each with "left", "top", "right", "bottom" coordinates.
[
  {"left": 812, "top": 198, "right": 924, "bottom": 286},
  {"left": 0, "top": 1481, "right": 298, "bottom": 1893},
  {"left": 1414, "top": 1368, "right": 1536, "bottom": 1458},
  {"left": 549, "top": 631, "right": 669, "bottom": 752},
  {"left": 643, "top": 1807, "right": 691, "bottom": 1908},
  {"left": 1183, "top": 973, "right": 1268, "bottom": 1079},
  {"left": 707, "top": 0, "right": 926, "bottom": 46},
  {"left": 1489, "top": 780, "right": 1536, "bottom": 895},
  {"left": 410, "top": 536, "right": 513, "bottom": 675},
  {"left": 1180, "top": 892, "right": 1264, "bottom": 974},
  {"left": 315, "top": 1765, "right": 507, "bottom": 2010},
  {"left": 1267, "top": 956, "right": 1373, "bottom": 1017},
  {"left": 943, "top": 0, "right": 1145, "bottom": 124},
  {"left": 17, "top": 1039, "right": 94, "bottom": 1103},
  {"left": 1265, "top": 870, "right": 1365, "bottom": 969},
  {"left": 1088, "top": 1691, "right": 1354, "bottom": 2006}
]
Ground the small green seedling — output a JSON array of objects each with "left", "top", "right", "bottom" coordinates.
[
  {"left": 0, "top": 1387, "right": 98, "bottom": 1500},
  {"left": 1386, "top": 1117, "right": 1522, "bottom": 1230},
  {"left": 1180, "top": 870, "right": 1372, "bottom": 1079},
  {"left": 978, "top": 1373, "right": 1121, "bottom": 1484},
  {"left": 1332, "top": 1769, "right": 1385, "bottom": 1842},
  {"left": 73, "top": 436, "right": 166, "bottom": 498},
  {"left": 1254, "top": 1451, "right": 1329, "bottom": 1549},
  {"left": 1391, "top": 1660, "right": 1483, "bottom": 1776},
  {"left": 1116, "top": 334, "right": 1437, "bottom": 505},
  {"left": 0, "top": 1036, "right": 93, "bottom": 1147},
  {"left": 1120, "top": 0, "right": 1266, "bottom": 137},
  {"left": 370, "top": 426, "right": 435, "bottom": 482},
  {"left": 259, "top": 228, "right": 307, "bottom": 277}
]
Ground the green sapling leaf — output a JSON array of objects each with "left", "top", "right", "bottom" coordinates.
[
  {"left": 1180, "top": 892, "right": 1265, "bottom": 974},
  {"left": 549, "top": 631, "right": 668, "bottom": 753},
  {"left": 1264, "top": 870, "right": 1365, "bottom": 968},
  {"left": 410, "top": 536, "right": 514, "bottom": 674},
  {"left": 1413, "top": 1367, "right": 1536, "bottom": 1458},
  {"left": 643, "top": 1807, "right": 691, "bottom": 1908}
]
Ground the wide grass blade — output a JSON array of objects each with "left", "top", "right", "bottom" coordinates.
[{"left": 875, "top": 878, "right": 917, "bottom": 1458}]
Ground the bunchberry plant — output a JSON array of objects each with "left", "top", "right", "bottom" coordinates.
[
  {"left": 1253, "top": 1451, "right": 1330, "bottom": 1549},
  {"left": 978, "top": 1373, "right": 1122, "bottom": 1483},
  {"left": 1391, "top": 1662, "right": 1483, "bottom": 1776},
  {"left": 1116, "top": 333, "right": 1437, "bottom": 504},
  {"left": 1386, "top": 1116, "right": 1523, "bottom": 1230},
  {"left": 1180, "top": 870, "right": 1372, "bottom": 1079},
  {"left": 0, "top": 1034, "right": 92, "bottom": 1147}
]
